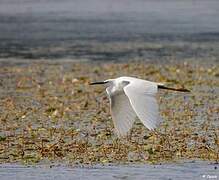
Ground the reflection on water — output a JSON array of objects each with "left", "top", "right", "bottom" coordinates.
[
  {"left": 0, "top": 162, "right": 218, "bottom": 180},
  {"left": 0, "top": 0, "right": 219, "bottom": 61}
]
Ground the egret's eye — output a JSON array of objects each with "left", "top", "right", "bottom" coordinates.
[{"left": 121, "top": 81, "right": 130, "bottom": 86}]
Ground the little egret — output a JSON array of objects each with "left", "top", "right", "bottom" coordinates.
[{"left": 90, "top": 76, "right": 190, "bottom": 137}]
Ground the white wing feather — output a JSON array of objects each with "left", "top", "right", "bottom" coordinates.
[
  {"left": 106, "top": 89, "right": 136, "bottom": 137},
  {"left": 124, "top": 79, "right": 162, "bottom": 130}
]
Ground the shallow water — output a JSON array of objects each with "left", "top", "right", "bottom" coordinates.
[
  {"left": 1, "top": 0, "right": 219, "bottom": 61},
  {"left": 0, "top": 161, "right": 218, "bottom": 180}
]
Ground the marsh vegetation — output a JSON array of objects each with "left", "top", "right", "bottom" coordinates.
[{"left": 0, "top": 61, "right": 218, "bottom": 165}]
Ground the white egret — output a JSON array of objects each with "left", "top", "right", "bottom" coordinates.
[{"left": 90, "top": 76, "right": 190, "bottom": 137}]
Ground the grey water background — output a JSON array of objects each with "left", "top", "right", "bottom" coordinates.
[
  {"left": 0, "top": 162, "right": 218, "bottom": 180},
  {"left": 0, "top": 0, "right": 219, "bottom": 62}
]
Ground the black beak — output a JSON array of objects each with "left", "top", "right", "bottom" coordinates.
[{"left": 89, "top": 81, "right": 107, "bottom": 85}]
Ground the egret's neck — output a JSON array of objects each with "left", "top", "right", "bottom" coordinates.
[{"left": 107, "top": 79, "right": 128, "bottom": 95}]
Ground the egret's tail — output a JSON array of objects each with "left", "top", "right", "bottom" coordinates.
[{"left": 158, "top": 85, "right": 190, "bottom": 92}]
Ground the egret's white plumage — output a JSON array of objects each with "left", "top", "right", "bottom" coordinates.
[
  {"left": 90, "top": 76, "right": 189, "bottom": 137},
  {"left": 108, "top": 90, "right": 136, "bottom": 136}
]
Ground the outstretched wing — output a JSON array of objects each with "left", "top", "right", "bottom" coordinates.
[
  {"left": 106, "top": 88, "right": 136, "bottom": 137},
  {"left": 124, "top": 80, "right": 162, "bottom": 130}
]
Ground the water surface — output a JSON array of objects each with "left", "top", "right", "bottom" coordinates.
[
  {"left": 1, "top": 0, "right": 219, "bottom": 61},
  {"left": 0, "top": 162, "right": 218, "bottom": 180}
]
